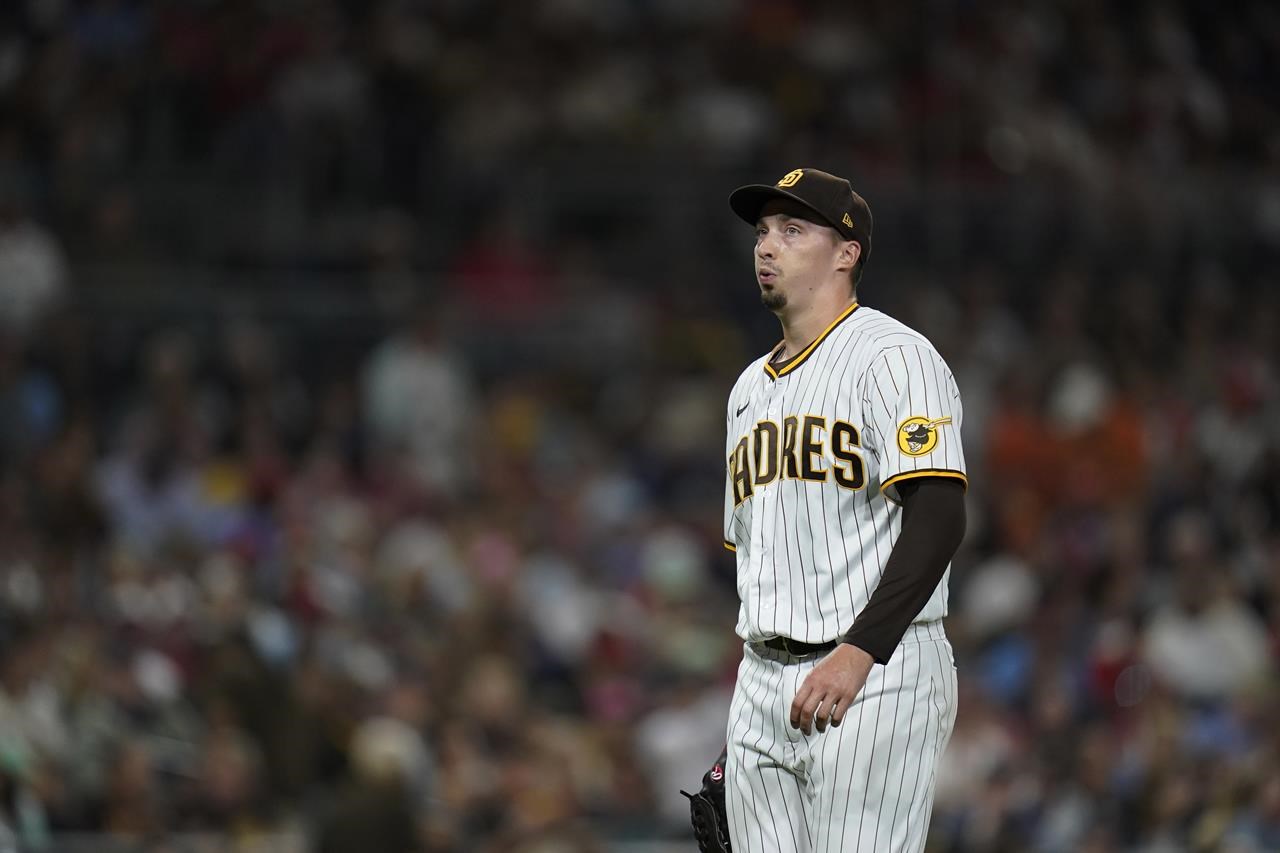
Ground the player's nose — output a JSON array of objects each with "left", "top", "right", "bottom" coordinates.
[{"left": 756, "top": 230, "right": 778, "bottom": 259}]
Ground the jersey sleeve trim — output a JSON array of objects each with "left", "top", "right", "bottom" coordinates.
[
  {"left": 763, "top": 301, "right": 859, "bottom": 379},
  {"left": 880, "top": 469, "right": 968, "bottom": 503},
  {"left": 723, "top": 540, "right": 737, "bottom": 552}
]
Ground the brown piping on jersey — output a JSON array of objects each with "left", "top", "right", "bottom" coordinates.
[{"left": 763, "top": 302, "right": 860, "bottom": 380}]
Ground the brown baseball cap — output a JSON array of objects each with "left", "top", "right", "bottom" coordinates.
[{"left": 729, "top": 168, "right": 873, "bottom": 263}]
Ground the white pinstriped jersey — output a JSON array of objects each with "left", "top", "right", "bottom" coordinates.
[{"left": 723, "top": 302, "right": 967, "bottom": 645}]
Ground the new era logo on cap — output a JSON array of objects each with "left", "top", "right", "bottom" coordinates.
[{"left": 842, "top": 212, "right": 854, "bottom": 228}]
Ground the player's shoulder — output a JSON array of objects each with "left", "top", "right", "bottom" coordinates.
[
  {"left": 843, "top": 305, "right": 946, "bottom": 365},
  {"left": 734, "top": 350, "right": 773, "bottom": 386},
  {"left": 843, "top": 305, "right": 935, "bottom": 349},
  {"left": 726, "top": 351, "right": 770, "bottom": 410},
  {"left": 741, "top": 348, "right": 776, "bottom": 376}
]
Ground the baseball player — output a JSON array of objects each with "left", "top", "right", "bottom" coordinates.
[{"left": 686, "top": 168, "right": 967, "bottom": 853}]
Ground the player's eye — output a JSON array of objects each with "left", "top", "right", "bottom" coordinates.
[{"left": 786, "top": 225, "right": 801, "bottom": 236}]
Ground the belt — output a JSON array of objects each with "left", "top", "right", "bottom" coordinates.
[{"left": 760, "top": 636, "right": 839, "bottom": 656}]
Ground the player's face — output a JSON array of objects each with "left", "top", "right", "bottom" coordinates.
[{"left": 754, "top": 200, "right": 845, "bottom": 313}]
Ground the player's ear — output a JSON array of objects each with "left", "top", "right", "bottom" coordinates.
[{"left": 836, "top": 240, "right": 861, "bottom": 273}]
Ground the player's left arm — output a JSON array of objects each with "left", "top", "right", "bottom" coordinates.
[
  {"left": 791, "top": 344, "right": 967, "bottom": 735},
  {"left": 789, "top": 478, "right": 965, "bottom": 734},
  {"left": 840, "top": 477, "right": 966, "bottom": 663}
]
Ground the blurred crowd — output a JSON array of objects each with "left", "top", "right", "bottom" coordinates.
[
  {"left": 0, "top": 0, "right": 1278, "bottom": 265},
  {"left": 0, "top": 1, "right": 1279, "bottom": 852}
]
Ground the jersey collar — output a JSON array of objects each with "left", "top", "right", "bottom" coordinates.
[{"left": 764, "top": 302, "right": 859, "bottom": 380}]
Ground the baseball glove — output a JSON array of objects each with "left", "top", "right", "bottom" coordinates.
[{"left": 681, "top": 746, "right": 731, "bottom": 853}]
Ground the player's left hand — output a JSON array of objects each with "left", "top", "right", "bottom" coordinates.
[{"left": 790, "top": 643, "right": 875, "bottom": 735}]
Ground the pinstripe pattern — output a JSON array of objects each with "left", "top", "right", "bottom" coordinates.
[
  {"left": 722, "top": 305, "right": 965, "bottom": 850},
  {"left": 726, "top": 624, "right": 958, "bottom": 851}
]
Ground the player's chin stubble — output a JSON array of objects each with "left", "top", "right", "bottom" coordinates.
[{"left": 760, "top": 290, "right": 787, "bottom": 312}]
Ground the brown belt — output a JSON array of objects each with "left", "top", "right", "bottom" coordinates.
[{"left": 760, "top": 636, "right": 839, "bottom": 656}]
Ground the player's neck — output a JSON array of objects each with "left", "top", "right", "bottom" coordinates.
[{"left": 776, "top": 291, "right": 857, "bottom": 360}]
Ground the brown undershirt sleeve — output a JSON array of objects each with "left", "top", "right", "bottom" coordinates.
[{"left": 841, "top": 478, "right": 967, "bottom": 664}]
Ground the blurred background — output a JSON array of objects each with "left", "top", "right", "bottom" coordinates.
[{"left": 0, "top": 1, "right": 1278, "bottom": 851}]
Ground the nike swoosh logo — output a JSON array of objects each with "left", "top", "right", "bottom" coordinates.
[{"left": 736, "top": 403, "right": 750, "bottom": 416}]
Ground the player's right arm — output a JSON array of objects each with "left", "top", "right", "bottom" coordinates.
[{"left": 722, "top": 373, "right": 750, "bottom": 554}]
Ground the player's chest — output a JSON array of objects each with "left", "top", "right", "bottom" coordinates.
[
  {"left": 726, "top": 373, "right": 869, "bottom": 507},
  {"left": 730, "top": 369, "right": 866, "bottom": 438}
]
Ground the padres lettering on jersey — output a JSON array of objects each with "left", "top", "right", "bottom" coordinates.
[
  {"left": 728, "top": 415, "right": 866, "bottom": 506},
  {"left": 723, "top": 302, "right": 967, "bottom": 645}
]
